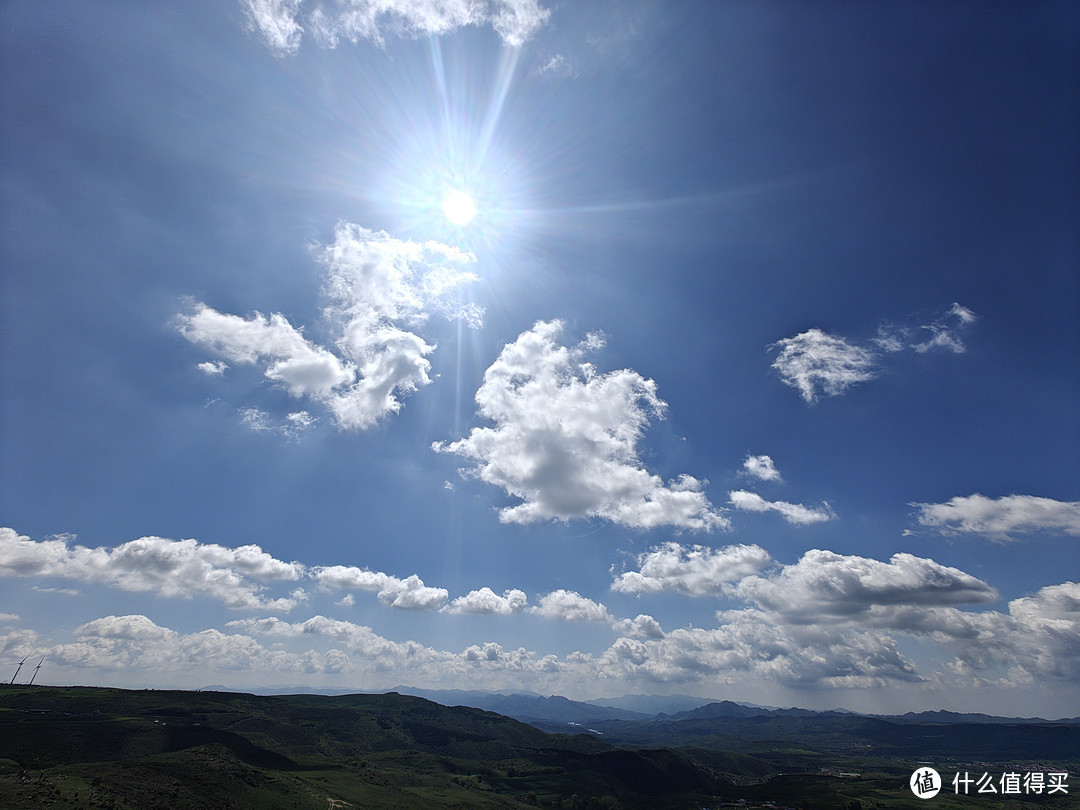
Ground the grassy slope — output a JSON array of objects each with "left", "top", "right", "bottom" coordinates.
[{"left": 0, "top": 685, "right": 1074, "bottom": 810}]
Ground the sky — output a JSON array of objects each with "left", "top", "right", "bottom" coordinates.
[{"left": 1, "top": 0, "right": 1078, "bottom": 717}]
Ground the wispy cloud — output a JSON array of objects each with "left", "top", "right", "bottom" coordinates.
[
  {"left": 769, "top": 328, "right": 879, "bottom": 403},
  {"left": 434, "top": 320, "right": 728, "bottom": 530},
  {"left": 728, "top": 490, "right": 834, "bottom": 526},
  {"left": 876, "top": 303, "right": 978, "bottom": 355},
  {"left": 178, "top": 225, "right": 481, "bottom": 432},
  {"left": 909, "top": 494, "right": 1080, "bottom": 540},
  {"left": 770, "top": 303, "right": 977, "bottom": 403},
  {"left": 242, "top": 0, "right": 550, "bottom": 55},
  {"left": 240, "top": 407, "right": 319, "bottom": 439}
]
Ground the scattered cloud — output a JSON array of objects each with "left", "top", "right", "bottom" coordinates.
[
  {"left": 611, "top": 541, "right": 771, "bottom": 597},
  {"left": 728, "top": 489, "right": 834, "bottom": 525},
  {"left": 242, "top": 0, "right": 550, "bottom": 55},
  {"left": 611, "top": 613, "right": 665, "bottom": 639},
  {"left": 31, "top": 585, "right": 80, "bottom": 596},
  {"left": 530, "top": 589, "right": 612, "bottom": 622},
  {"left": 741, "top": 454, "right": 781, "bottom": 482},
  {"left": 239, "top": 407, "right": 319, "bottom": 439},
  {"left": 769, "top": 328, "right": 879, "bottom": 403},
  {"left": 0, "top": 527, "right": 306, "bottom": 612},
  {"left": 734, "top": 549, "right": 998, "bottom": 623},
  {"left": 909, "top": 494, "right": 1080, "bottom": 540},
  {"left": 5, "top": 522, "right": 1072, "bottom": 693},
  {"left": 433, "top": 320, "right": 728, "bottom": 530},
  {"left": 772, "top": 304, "right": 976, "bottom": 403},
  {"left": 179, "top": 225, "right": 481, "bottom": 431},
  {"left": 441, "top": 587, "right": 529, "bottom": 615},
  {"left": 242, "top": 0, "right": 305, "bottom": 55},
  {"left": 311, "top": 564, "right": 448, "bottom": 611},
  {"left": 196, "top": 360, "right": 228, "bottom": 376},
  {"left": 911, "top": 302, "right": 977, "bottom": 354}
]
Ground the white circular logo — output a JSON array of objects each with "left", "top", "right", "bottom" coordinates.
[{"left": 910, "top": 767, "right": 941, "bottom": 798}]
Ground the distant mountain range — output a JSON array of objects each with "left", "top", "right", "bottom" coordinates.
[{"left": 204, "top": 684, "right": 1080, "bottom": 728}]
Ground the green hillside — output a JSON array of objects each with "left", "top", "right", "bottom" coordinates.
[
  {"left": 0, "top": 685, "right": 1074, "bottom": 810},
  {"left": 0, "top": 685, "right": 752, "bottom": 809}
]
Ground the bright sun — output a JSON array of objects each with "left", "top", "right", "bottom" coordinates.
[{"left": 442, "top": 190, "right": 476, "bottom": 225}]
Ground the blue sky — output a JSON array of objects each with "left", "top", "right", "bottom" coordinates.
[{"left": 2, "top": 0, "right": 1078, "bottom": 716}]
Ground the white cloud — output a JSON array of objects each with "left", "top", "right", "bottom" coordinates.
[
  {"left": 612, "top": 541, "right": 771, "bottom": 596},
  {"left": 433, "top": 320, "right": 727, "bottom": 530},
  {"left": 735, "top": 549, "right": 999, "bottom": 623},
  {"left": 441, "top": 587, "right": 528, "bottom": 615},
  {"left": 239, "top": 408, "right": 318, "bottom": 439},
  {"left": 774, "top": 304, "right": 976, "bottom": 402},
  {"left": 179, "top": 305, "right": 355, "bottom": 396},
  {"left": 0, "top": 613, "right": 19, "bottom": 623},
  {"left": 854, "top": 581, "right": 1080, "bottom": 685},
  {"left": 611, "top": 613, "right": 665, "bottom": 639},
  {"left": 179, "top": 225, "right": 481, "bottom": 431},
  {"left": 311, "top": 564, "right": 448, "bottom": 611},
  {"left": 742, "top": 454, "right": 781, "bottom": 482},
  {"left": 911, "top": 302, "right": 977, "bottom": 354},
  {"left": 909, "top": 494, "right": 1080, "bottom": 540},
  {"left": 593, "top": 612, "right": 923, "bottom": 689},
  {"left": 728, "top": 489, "right": 834, "bottom": 525},
  {"left": 50, "top": 614, "right": 334, "bottom": 675},
  {"left": 530, "top": 589, "right": 612, "bottom": 622},
  {"left": 242, "top": 0, "right": 305, "bottom": 55},
  {"left": 0, "top": 527, "right": 306, "bottom": 611},
  {"left": 197, "top": 360, "right": 228, "bottom": 376},
  {"left": 242, "top": 0, "right": 549, "bottom": 55},
  {"left": 769, "top": 328, "right": 879, "bottom": 403}
]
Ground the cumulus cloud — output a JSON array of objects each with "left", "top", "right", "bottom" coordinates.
[
  {"left": 611, "top": 613, "right": 665, "bottom": 639},
  {"left": 728, "top": 490, "right": 834, "bottom": 525},
  {"left": 909, "top": 494, "right": 1080, "bottom": 540},
  {"left": 596, "top": 611, "right": 924, "bottom": 689},
  {"left": 530, "top": 589, "right": 612, "bottom": 622},
  {"left": 50, "top": 614, "right": 335, "bottom": 675},
  {"left": 433, "top": 320, "right": 727, "bottom": 530},
  {"left": 311, "top": 564, "right": 448, "bottom": 611},
  {"left": 769, "top": 329, "right": 879, "bottom": 403},
  {"left": 612, "top": 541, "right": 771, "bottom": 596},
  {"left": 242, "top": 0, "right": 550, "bottom": 55},
  {"left": 742, "top": 454, "right": 781, "bottom": 482},
  {"left": 0, "top": 527, "right": 454, "bottom": 614},
  {"left": 441, "top": 587, "right": 528, "bottom": 615},
  {"left": 0, "top": 527, "right": 305, "bottom": 611},
  {"left": 735, "top": 549, "right": 998, "bottom": 623},
  {"left": 179, "top": 225, "right": 481, "bottom": 431},
  {"left": 179, "top": 305, "right": 355, "bottom": 395}
]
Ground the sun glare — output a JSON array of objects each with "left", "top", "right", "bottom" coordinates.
[{"left": 442, "top": 190, "right": 477, "bottom": 225}]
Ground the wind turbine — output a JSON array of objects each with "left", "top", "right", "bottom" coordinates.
[
  {"left": 10, "top": 654, "right": 29, "bottom": 685},
  {"left": 28, "top": 657, "right": 44, "bottom": 686}
]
